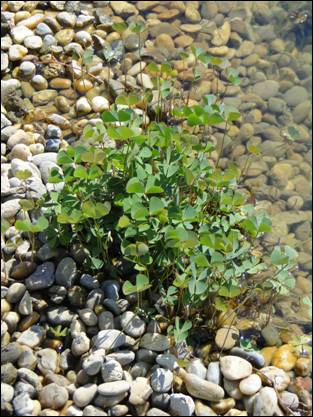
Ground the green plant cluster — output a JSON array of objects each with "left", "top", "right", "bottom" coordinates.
[
  {"left": 38, "top": 66, "right": 298, "bottom": 333},
  {"left": 1, "top": 47, "right": 300, "bottom": 343}
]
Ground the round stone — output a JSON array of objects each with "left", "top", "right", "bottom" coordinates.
[
  {"left": 215, "top": 327, "right": 239, "bottom": 350},
  {"left": 39, "top": 383, "right": 69, "bottom": 410},
  {"left": 271, "top": 345, "right": 297, "bottom": 371},
  {"left": 97, "top": 380, "right": 130, "bottom": 396},
  {"left": 71, "top": 332, "right": 90, "bottom": 356},
  {"left": 24, "top": 35, "right": 43, "bottom": 49},
  {"left": 19, "top": 61, "right": 36, "bottom": 78},
  {"left": 251, "top": 80, "right": 280, "bottom": 100},
  {"left": 239, "top": 373, "right": 262, "bottom": 395},
  {"left": 9, "top": 44, "right": 28, "bottom": 61},
  {"left": 253, "top": 387, "right": 278, "bottom": 416},
  {"left": 220, "top": 356, "right": 253, "bottom": 380},
  {"left": 284, "top": 86, "right": 309, "bottom": 107},
  {"left": 91, "top": 96, "right": 110, "bottom": 112},
  {"left": 120, "top": 311, "right": 146, "bottom": 338},
  {"left": 76, "top": 97, "right": 91, "bottom": 114},
  {"left": 186, "top": 358, "right": 207, "bottom": 380}
]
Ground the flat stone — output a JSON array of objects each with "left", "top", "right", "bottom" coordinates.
[
  {"left": 284, "top": 86, "right": 309, "bottom": 107},
  {"left": 25, "top": 262, "right": 55, "bottom": 290},
  {"left": 230, "top": 347, "right": 265, "bottom": 368},
  {"left": 1, "top": 342, "right": 23, "bottom": 364},
  {"left": 140, "top": 333, "right": 170, "bottom": 352},
  {"left": 178, "top": 369, "right": 225, "bottom": 402},
  {"left": 1, "top": 198, "right": 21, "bottom": 219},
  {"left": 120, "top": 311, "right": 146, "bottom": 338},
  {"left": 17, "top": 325, "right": 45, "bottom": 348},
  {"left": 97, "top": 380, "right": 130, "bottom": 396},
  {"left": 251, "top": 80, "right": 280, "bottom": 100},
  {"left": 94, "top": 329, "right": 127, "bottom": 350}
]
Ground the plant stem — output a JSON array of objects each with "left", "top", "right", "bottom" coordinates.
[{"left": 215, "top": 120, "right": 228, "bottom": 168}]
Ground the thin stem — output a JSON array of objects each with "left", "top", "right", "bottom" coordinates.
[{"left": 215, "top": 120, "right": 228, "bottom": 168}]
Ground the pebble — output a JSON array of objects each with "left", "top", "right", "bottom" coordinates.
[
  {"left": 18, "top": 290, "right": 33, "bottom": 315},
  {"left": 211, "top": 398, "right": 236, "bottom": 414},
  {"left": 101, "top": 280, "right": 120, "bottom": 300},
  {"left": 120, "top": 311, "right": 146, "bottom": 338},
  {"left": 39, "top": 383, "right": 69, "bottom": 409},
  {"left": 151, "top": 368, "right": 173, "bottom": 393},
  {"left": 137, "top": 73, "right": 153, "bottom": 89},
  {"left": 207, "top": 361, "right": 222, "bottom": 385},
  {"left": 215, "top": 326, "right": 239, "bottom": 350},
  {"left": 1, "top": 363, "right": 18, "bottom": 384},
  {"left": 25, "top": 262, "right": 55, "bottom": 290},
  {"left": 101, "top": 359, "right": 123, "bottom": 382},
  {"left": 47, "top": 306, "right": 75, "bottom": 325},
  {"left": 71, "top": 332, "right": 90, "bottom": 356},
  {"left": 6, "top": 282, "right": 26, "bottom": 303},
  {"left": 251, "top": 80, "right": 280, "bottom": 100},
  {"left": 220, "top": 356, "right": 252, "bottom": 380},
  {"left": 91, "top": 96, "right": 110, "bottom": 112},
  {"left": 107, "top": 350, "right": 135, "bottom": 366},
  {"left": 55, "top": 257, "right": 77, "bottom": 288},
  {"left": 94, "top": 329, "right": 127, "bottom": 350},
  {"left": 1, "top": 382, "right": 14, "bottom": 403},
  {"left": 170, "top": 393, "right": 195, "bottom": 416},
  {"left": 73, "top": 383, "right": 98, "bottom": 408},
  {"left": 11, "top": 25, "right": 34, "bottom": 43},
  {"left": 24, "top": 35, "right": 43, "bottom": 49},
  {"left": 83, "top": 405, "right": 108, "bottom": 416},
  {"left": 98, "top": 311, "right": 115, "bottom": 330},
  {"left": 1, "top": 341, "right": 22, "bottom": 363},
  {"left": 253, "top": 387, "right": 278, "bottom": 416},
  {"left": 281, "top": 391, "right": 299, "bottom": 410},
  {"left": 147, "top": 409, "right": 170, "bottom": 416},
  {"left": 178, "top": 369, "right": 225, "bottom": 401},
  {"left": 76, "top": 97, "right": 92, "bottom": 114},
  {"left": 271, "top": 344, "right": 297, "bottom": 371},
  {"left": 78, "top": 308, "right": 98, "bottom": 326},
  {"left": 229, "top": 347, "right": 265, "bottom": 368},
  {"left": 295, "top": 357, "right": 312, "bottom": 377},
  {"left": 239, "top": 373, "right": 262, "bottom": 395},
  {"left": 187, "top": 358, "right": 208, "bottom": 380},
  {"left": 97, "top": 380, "right": 130, "bottom": 396},
  {"left": 13, "top": 393, "right": 36, "bottom": 416},
  {"left": 19, "top": 61, "right": 36, "bottom": 78},
  {"left": 284, "top": 86, "right": 309, "bottom": 107},
  {"left": 129, "top": 377, "right": 153, "bottom": 405},
  {"left": 140, "top": 333, "right": 170, "bottom": 352},
  {"left": 17, "top": 325, "right": 45, "bottom": 348},
  {"left": 260, "top": 366, "right": 290, "bottom": 391},
  {"left": 82, "top": 350, "right": 105, "bottom": 375}
]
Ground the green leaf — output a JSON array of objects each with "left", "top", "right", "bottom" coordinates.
[
  {"left": 218, "top": 284, "right": 241, "bottom": 298},
  {"left": 81, "top": 149, "right": 106, "bottom": 164},
  {"left": 57, "top": 150, "right": 73, "bottom": 164},
  {"left": 1, "top": 219, "right": 10, "bottom": 234},
  {"left": 149, "top": 197, "right": 164, "bottom": 215},
  {"left": 74, "top": 165, "right": 88, "bottom": 179},
  {"left": 126, "top": 178, "right": 145, "bottom": 194},
  {"left": 112, "top": 22, "right": 128, "bottom": 33},
  {"left": 247, "top": 143, "right": 261, "bottom": 155},
  {"left": 122, "top": 280, "right": 137, "bottom": 295},
  {"left": 15, "top": 170, "right": 32, "bottom": 180},
  {"left": 118, "top": 215, "right": 130, "bottom": 228},
  {"left": 19, "top": 199, "right": 35, "bottom": 211},
  {"left": 195, "top": 253, "right": 209, "bottom": 267},
  {"left": 81, "top": 200, "right": 111, "bottom": 219}
]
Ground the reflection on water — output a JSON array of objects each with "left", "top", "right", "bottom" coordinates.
[{"left": 83, "top": 1, "right": 312, "bottom": 332}]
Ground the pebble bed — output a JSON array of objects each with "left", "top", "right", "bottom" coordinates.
[{"left": 1, "top": 1, "right": 312, "bottom": 416}]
